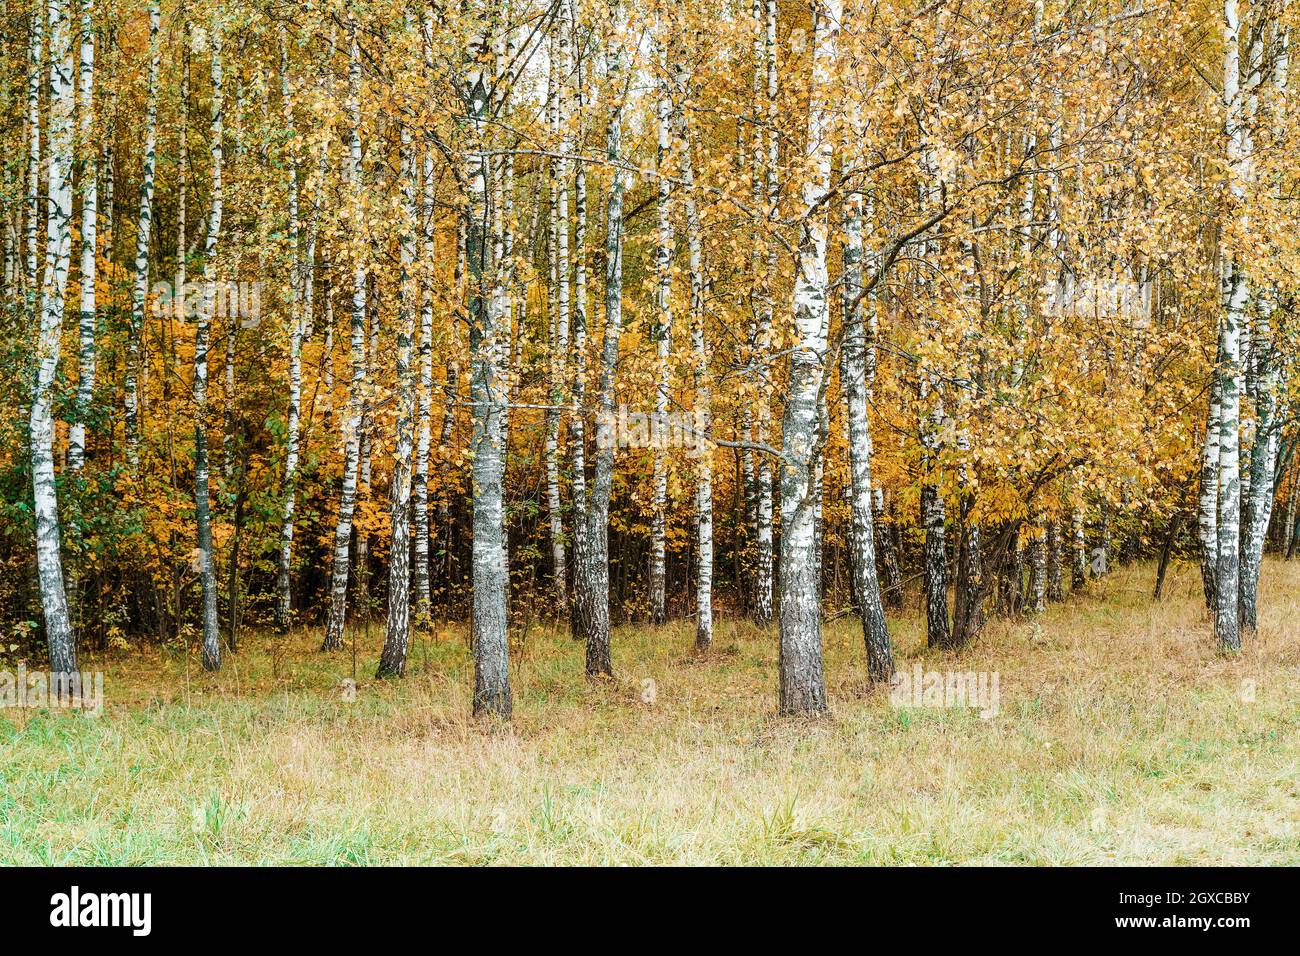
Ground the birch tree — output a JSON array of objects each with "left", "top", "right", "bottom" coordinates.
[
  {"left": 1214, "top": 0, "right": 1247, "bottom": 653},
  {"left": 1238, "top": 9, "right": 1288, "bottom": 632},
  {"left": 125, "top": 0, "right": 160, "bottom": 470},
  {"left": 568, "top": 2, "right": 591, "bottom": 639},
  {"left": 31, "top": 0, "right": 75, "bottom": 679},
  {"left": 194, "top": 13, "right": 223, "bottom": 671},
  {"left": 1199, "top": 371, "right": 1221, "bottom": 609},
  {"left": 751, "top": 0, "right": 777, "bottom": 626},
  {"left": 68, "top": 0, "right": 95, "bottom": 474},
  {"left": 412, "top": 12, "right": 437, "bottom": 621},
  {"left": 274, "top": 36, "right": 302, "bottom": 630},
  {"left": 840, "top": 185, "right": 892, "bottom": 682},
  {"left": 545, "top": 8, "right": 572, "bottom": 615},
  {"left": 918, "top": 134, "right": 949, "bottom": 649},
  {"left": 24, "top": 0, "right": 42, "bottom": 306},
  {"left": 777, "top": 0, "right": 839, "bottom": 716},
  {"left": 467, "top": 17, "right": 510, "bottom": 717},
  {"left": 678, "top": 85, "right": 712, "bottom": 653},
  {"left": 322, "top": 22, "right": 367, "bottom": 652},
  {"left": 378, "top": 97, "right": 417, "bottom": 679},
  {"left": 574, "top": 0, "right": 626, "bottom": 679},
  {"left": 649, "top": 16, "right": 674, "bottom": 627}
]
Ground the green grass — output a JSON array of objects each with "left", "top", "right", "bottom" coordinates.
[{"left": 2, "top": 560, "right": 1298, "bottom": 865}]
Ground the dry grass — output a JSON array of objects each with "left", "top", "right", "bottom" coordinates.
[{"left": 3, "top": 559, "right": 1299, "bottom": 865}]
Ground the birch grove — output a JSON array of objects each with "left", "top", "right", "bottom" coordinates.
[{"left": 5, "top": 0, "right": 1300, "bottom": 721}]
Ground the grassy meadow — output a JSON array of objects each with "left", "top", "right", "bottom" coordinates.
[{"left": 2, "top": 560, "right": 1298, "bottom": 865}]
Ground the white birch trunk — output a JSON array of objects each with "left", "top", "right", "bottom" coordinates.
[
  {"left": 919, "top": 352, "right": 948, "bottom": 641},
  {"left": 378, "top": 105, "right": 417, "bottom": 679},
  {"left": 676, "top": 91, "right": 712, "bottom": 652},
  {"left": 274, "top": 38, "right": 302, "bottom": 630},
  {"left": 68, "top": 0, "right": 95, "bottom": 473},
  {"left": 1237, "top": 13, "right": 1288, "bottom": 626},
  {"left": 490, "top": 29, "right": 515, "bottom": 616},
  {"left": 569, "top": 35, "right": 590, "bottom": 636},
  {"left": 1199, "top": 371, "right": 1221, "bottom": 609},
  {"left": 221, "top": 297, "right": 237, "bottom": 479},
  {"left": 1028, "top": 524, "right": 1047, "bottom": 614},
  {"left": 125, "top": 0, "right": 160, "bottom": 470},
  {"left": 194, "top": 14, "right": 223, "bottom": 670},
  {"left": 498, "top": 152, "right": 515, "bottom": 589},
  {"left": 575, "top": 0, "right": 625, "bottom": 678},
  {"left": 1046, "top": 521, "right": 1064, "bottom": 602},
  {"left": 840, "top": 187, "right": 892, "bottom": 681},
  {"left": 412, "top": 14, "right": 436, "bottom": 620},
  {"left": 323, "top": 23, "right": 367, "bottom": 651},
  {"left": 545, "top": 13, "right": 572, "bottom": 614},
  {"left": 1216, "top": 0, "right": 1246, "bottom": 652},
  {"left": 354, "top": 302, "right": 377, "bottom": 611},
  {"left": 32, "top": 0, "right": 75, "bottom": 678},
  {"left": 1240, "top": 301, "right": 1278, "bottom": 631},
  {"left": 3, "top": 194, "right": 14, "bottom": 298},
  {"left": 777, "top": 0, "right": 838, "bottom": 716},
  {"left": 467, "top": 25, "right": 510, "bottom": 717},
  {"left": 413, "top": 156, "right": 435, "bottom": 619},
  {"left": 917, "top": 104, "right": 950, "bottom": 647},
  {"left": 649, "top": 25, "right": 674, "bottom": 626},
  {"left": 25, "top": 1, "right": 42, "bottom": 304},
  {"left": 1071, "top": 506, "right": 1087, "bottom": 590},
  {"left": 751, "top": 0, "right": 778, "bottom": 626}
]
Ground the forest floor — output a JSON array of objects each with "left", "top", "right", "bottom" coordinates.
[{"left": 3, "top": 560, "right": 1299, "bottom": 865}]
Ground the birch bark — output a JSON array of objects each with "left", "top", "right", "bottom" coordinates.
[
  {"left": 649, "top": 20, "right": 673, "bottom": 626},
  {"left": 1199, "top": 371, "right": 1221, "bottom": 609},
  {"left": 751, "top": 0, "right": 778, "bottom": 626},
  {"left": 569, "top": 23, "right": 590, "bottom": 637},
  {"left": 412, "top": 13, "right": 437, "bottom": 620},
  {"left": 68, "top": 0, "right": 95, "bottom": 473},
  {"left": 323, "top": 22, "right": 367, "bottom": 651},
  {"left": 378, "top": 110, "right": 417, "bottom": 679},
  {"left": 125, "top": 0, "right": 160, "bottom": 470},
  {"left": 676, "top": 85, "right": 712, "bottom": 652},
  {"left": 194, "top": 15, "right": 224, "bottom": 670},
  {"left": 840, "top": 187, "right": 892, "bottom": 681},
  {"left": 1239, "top": 303, "right": 1277, "bottom": 631},
  {"left": 25, "top": 1, "right": 42, "bottom": 311},
  {"left": 575, "top": 0, "right": 625, "bottom": 679},
  {"left": 32, "top": 0, "right": 76, "bottom": 678},
  {"left": 467, "top": 23, "right": 510, "bottom": 717},
  {"left": 777, "top": 0, "right": 839, "bottom": 716},
  {"left": 1215, "top": 0, "right": 1247, "bottom": 652},
  {"left": 545, "top": 12, "right": 572, "bottom": 614},
  {"left": 274, "top": 37, "right": 302, "bottom": 630}
]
